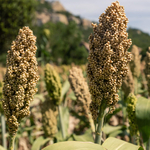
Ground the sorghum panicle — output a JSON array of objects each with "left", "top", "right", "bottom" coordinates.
[
  {"left": 130, "top": 45, "right": 141, "bottom": 78},
  {"left": 2, "top": 26, "right": 39, "bottom": 135},
  {"left": 144, "top": 47, "right": 150, "bottom": 96},
  {"left": 126, "top": 93, "right": 139, "bottom": 137},
  {"left": 41, "top": 96, "right": 58, "bottom": 138},
  {"left": 44, "top": 63, "right": 62, "bottom": 105},
  {"left": 122, "top": 67, "right": 134, "bottom": 98},
  {"left": 69, "top": 67, "right": 91, "bottom": 117},
  {"left": 87, "top": 1, "right": 132, "bottom": 119}
]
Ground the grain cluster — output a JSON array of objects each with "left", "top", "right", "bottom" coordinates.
[
  {"left": 2, "top": 26, "right": 39, "bottom": 135},
  {"left": 87, "top": 1, "right": 132, "bottom": 119}
]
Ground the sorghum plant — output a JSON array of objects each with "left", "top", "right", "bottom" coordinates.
[
  {"left": 69, "top": 67, "right": 94, "bottom": 133},
  {"left": 87, "top": 1, "right": 132, "bottom": 144},
  {"left": 130, "top": 45, "right": 141, "bottom": 79},
  {"left": 130, "top": 45, "right": 141, "bottom": 95},
  {"left": 126, "top": 93, "right": 140, "bottom": 144},
  {"left": 144, "top": 47, "right": 150, "bottom": 97},
  {"left": 2, "top": 26, "right": 39, "bottom": 150},
  {"left": 122, "top": 66, "right": 134, "bottom": 98},
  {"left": 41, "top": 96, "right": 58, "bottom": 138},
  {"left": 44, "top": 63, "right": 62, "bottom": 105},
  {"left": 44, "top": 63, "right": 65, "bottom": 138}
]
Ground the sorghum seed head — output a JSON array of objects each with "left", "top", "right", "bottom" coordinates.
[
  {"left": 144, "top": 47, "right": 150, "bottom": 96},
  {"left": 2, "top": 26, "right": 39, "bottom": 136},
  {"left": 126, "top": 93, "right": 139, "bottom": 137},
  {"left": 44, "top": 63, "right": 62, "bottom": 105},
  {"left": 87, "top": 1, "right": 132, "bottom": 120},
  {"left": 130, "top": 45, "right": 141, "bottom": 78},
  {"left": 122, "top": 66, "right": 134, "bottom": 98},
  {"left": 69, "top": 67, "right": 91, "bottom": 117},
  {"left": 40, "top": 96, "right": 58, "bottom": 138}
]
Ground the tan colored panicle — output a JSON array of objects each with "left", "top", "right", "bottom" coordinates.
[
  {"left": 41, "top": 96, "right": 58, "bottom": 138},
  {"left": 130, "top": 45, "right": 141, "bottom": 78},
  {"left": 122, "top": 66, "right": 134, "bottom": 98},
  {"left": 69, "top": 67, "right": 91, "bottom": 117},
  {"left": 87, "top": 1, "right": 132, "bottom": 119},
  {"left": 2, "top": 26, "right": 39, "bottom": 136},
  {"left": 69, "top": 67, "right": 95, "bottom": 132},
  {"left": 145, "top": 47, "right": 150, "bottom": 96}
]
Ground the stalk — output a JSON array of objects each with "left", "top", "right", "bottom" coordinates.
[
  {"left": 134, "top": 77, "right": 138, "bottom": 96},
  {"left": 1, "top": 114, "right": 7, "bottom": 149},
  {"left": 58, "top": 105, "right": 66, "bottom": 139},
  {"left": 146, "top": 137, "right": 150, "bottom": 150},
  {"left": 9, "top": 135, "right": 16, "bottom": 150},
  {"left": 94, "top": 103, "right": 106, "bottom": 144}
]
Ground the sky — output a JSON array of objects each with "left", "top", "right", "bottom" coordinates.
[{"left": 57, "top": 0, "right": 150, "bottom": 35}]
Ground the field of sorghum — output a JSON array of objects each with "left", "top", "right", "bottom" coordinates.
[{"left": 0, "top": 1, "right": 150, "bottom": 150}]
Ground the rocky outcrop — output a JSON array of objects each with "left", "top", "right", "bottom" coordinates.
[
  {"left": 36, "top": 11, "right": 51, "bottom": 26},
  {"left": 81, "top": 19, "right": 92, "bottom": 29},
  {"left": 51, "top": 1, "right": 66, "bottom": 12},
  {"left": 36, "top": 0, "right": 92, "bottom": 28},
  {"left": 50, "top": 13, "right": 68, "bottom": 25},
  {"left": 68, "top": 16, "right": 81, "bottom": 25}
]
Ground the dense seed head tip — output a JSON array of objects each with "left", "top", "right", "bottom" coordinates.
[{"left": 2, "top": 26, "right": 39, "bottom": 135}]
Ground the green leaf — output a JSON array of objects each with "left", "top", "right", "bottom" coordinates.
[
  {"left": 136, "top": 97, "right": 150, "bottom": 142},
  {"left": 72, "top": 129, "right": 94, "bottom": 142},
  {"left": 103, "top": 124, "right": 123, "bottom": 135},
  {"left": 102, "top": 137, "right": 144, "bottom": 150},
  {"left": 0, "top": 145, "right": 6, "bottom": 150},
  {"left": 61, "top": 80, "right": 70, "bottom": 99},
  {"left": 42, "top": 141, "right": 105, "bottom": 150},
  {"left": 68, "top": 91, "right": 76, "bottom": 101},
  {"left": 31, "top": 136, "right": 50, "bottom": 150}
]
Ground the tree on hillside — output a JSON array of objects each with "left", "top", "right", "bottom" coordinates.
[
  {"left": 41, "top": 21, "right": 88, "bottom": 65},
  {"left": 0, "top": 0, "right": 36, "bottom": 54}
]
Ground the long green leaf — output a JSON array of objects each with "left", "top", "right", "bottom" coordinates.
[
  {"left": 136, "top": 97, "right": 150, "bottom": 142},
  {"left": 42, "top": 141, "right": 106, "bottom": 150},
  {"left": 72, "top": 129, "right": 94, "bottom": 142},
  {"left": 102, "top": 137, "right": 144, "bottom": 150},
  {"left": 0, "top": 145, "right": 6, "bottom": 150},
  {"left": 103, "top": 124, "right": 123, "bottom": 135},
  {"left": 31, "top": 136, "right": 50, "bottom": 150},
  {"left": 61, "top": 80, "right": 70, "bottom": 99}
]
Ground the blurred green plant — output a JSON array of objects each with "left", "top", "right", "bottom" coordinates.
[
  {"left": 0, "top": 0, "right": 37, "bottom": 54},
  {"left": 39, "top": 21, "right": 88, "bottom": 65}
]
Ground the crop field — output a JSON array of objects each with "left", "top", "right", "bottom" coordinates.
[{"left": 0, "top": 1, "right": 150, "bottom": 150}]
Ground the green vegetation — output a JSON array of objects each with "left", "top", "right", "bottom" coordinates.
[
  {"left": 0, "top": 0, "right": 37, "bottom": 54},
  {"left": 128, "top": 28, "right": 150, "bottom": 59},
  {"left": 35, "top": 21, "right": 88, "bottom": 65}
]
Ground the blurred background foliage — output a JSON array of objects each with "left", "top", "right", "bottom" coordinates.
[{"left": 0, "top": 0, "right": 150, "bottom": 66}]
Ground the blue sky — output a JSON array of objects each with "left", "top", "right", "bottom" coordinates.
[{"left": 57, "top": 0, "right": 150, "bottom": 35}]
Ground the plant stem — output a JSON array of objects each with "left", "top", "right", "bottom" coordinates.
[
  {"left": 94, "top": 103, "right": 106, "bottom": 144},
  {"left": 134, "top": 77, "right": 138, "bottom": 96},
  {"left": 146, "top": 137, "right": 150, "bottom": 150},
  {"left": 58, "top": 105, "right": 66, "bottom": 139},
  {"left": 1, "top": 114, "right": 7, "bottom": 149},
  {"left": 9, "top": 135, "right": 16, "bottom": 150}
]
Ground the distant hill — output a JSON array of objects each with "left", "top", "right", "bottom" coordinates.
[
  {"left": 36, "top": 0, "right": 92, "bottom": 28},
  {"left": 36, "top": 0, "right": 150, "bottom": 59}
]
